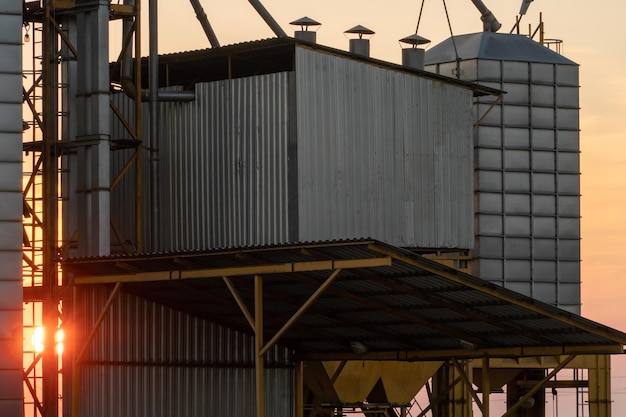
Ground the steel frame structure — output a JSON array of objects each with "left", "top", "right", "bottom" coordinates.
[
  {"left": 21, "top": 2, "right": 144, "bottom": 417},
  {"left": 18, "top": 2, "right": 621, "bottom": 417},
  {"left": 63, "top": 241, "right": 625, "bottom": 417}
]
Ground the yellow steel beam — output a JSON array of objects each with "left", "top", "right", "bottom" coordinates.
[
  {"left": 109, "top": 4, "right": 135, "bottom": 16},
  {"left": 415, "top": 376, "right": 463, "bottom": 417},
  {"left": 110, "top": 101, "right": 138, "bottom": 143},
  {"left": 50, "top": 15, "right": 78, "bottom": 58},
  {"left": 502, "top": 354, "right": 577, "bottom": 417},
  {"left": 254, "top": 275, "right": 265, "bottom": 417},
  {"left": 223, "top": 276, "right": 255, "bottom": 331},
  {"left": 73, "top": 257, "right": 391, "bottom": 284},
  {"left": 452, "top": 359, "right": 482, "bottom": 411},
  {"left": 72, "top": 283, "right": 122, "bottom": 417},
  {"left": 75, "top": 283, "right": 122, "bottom": 362},
  {"left": 367, "top": 243, "right": 626, "bottom": 345},
  {"left": 295, "top": 362, "right": 304, "bottom": 417},
  {"left": 260, "top": 269, "right": 343, "bottom": 356},
  {"left": 297, "top": 344, "right": 624, "bottom": 362},
  {"left": 474, "top": 95, "right": 502, "bottom": 128},
  {"left": 588, "top": 354, "right": 611, "bottom": 417},
  {"left": 482, "top": 356, "right": 490, "bottom": 417}
]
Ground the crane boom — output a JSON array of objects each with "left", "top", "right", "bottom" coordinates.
[{"left": 470, "top": 0, "right": 502, "bottom": 32}]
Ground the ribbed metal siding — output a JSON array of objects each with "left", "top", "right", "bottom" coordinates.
[
  {"left": 77, "top": 286, "right": 294, "bottom": 417},
  {"left": 426, "top": 46, "right": 581, "bottom": 313},
  {"left": 295, "top": 48, "right": 474, "bottom": 248},
  {"left": 0, "top": 2, "right": 25, "bottom": 416},
  {"left": 110, "top": 73, "right": 291, "bottom": 253},
  {"left": 161, "top": 75, "right": 290, "bottom": 250}
]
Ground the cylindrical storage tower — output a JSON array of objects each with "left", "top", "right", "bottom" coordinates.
[
  {"left": 426, "top": 33, "right": 581, "bottom": 313},
  {"left": 0, "top": 2, "right": 25, "bottom": 416}
]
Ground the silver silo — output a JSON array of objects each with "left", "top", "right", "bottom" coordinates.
[
  {"left": 425, "top": 32, "right": 581, "bottom": 313},
  {"left": 0, "top": 2, "right": 26, "bottom": 415}
]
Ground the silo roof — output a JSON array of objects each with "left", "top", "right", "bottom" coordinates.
[{"left": 425, "top": 32, "right": 578, "bottom": 66}]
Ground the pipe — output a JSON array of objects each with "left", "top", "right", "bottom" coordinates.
[
  {"left": 248, "top": 0, "right": 287, "bottom": 37},
  {"left": 121, "top": 0, "right": 195, "bottom": 102},
  {"left": 149, "top": 0, "right": 160, "bottom": 250},
  {"left": 189, "top": 0, "right": 220, "bottom": 47},
  {"left": 470, "top": 0, "right": 501, "bottom": 32}
]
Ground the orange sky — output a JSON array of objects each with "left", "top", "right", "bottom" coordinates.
[{"left": 135, "top": 0, "right": 626, "bottom": 411}]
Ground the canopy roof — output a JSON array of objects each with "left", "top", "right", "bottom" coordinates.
[{"left": 63, "top": 240, "right": 626, "bottom": 361}]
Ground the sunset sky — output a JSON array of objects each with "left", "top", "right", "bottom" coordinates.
[{"left": 132, "top": 0, "right": 626, "bottom": 411}]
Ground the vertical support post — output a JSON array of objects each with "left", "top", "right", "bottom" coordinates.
[
  {"left": 588, "top": 354, "right": 611, "bottom": 417},
  {"left": 148, "top": 0, "right": 160, "bottom": 251},
  {"left": 482, "top": 356, "right": 490, "bottom": 417},
  {"left": 134, "top": 0, "right": 143, "bottom": 252},
  {"left": 42, "top": 1, "right": 59, "bottom": 416},
  {"left": 295, "top": 361, "right": 304, "bottom": 417},
  {"left": 255, "top": 275, "right": 265, "bottom": 417},
  {"left": 71, "top": 286, "right": 79, "bottom": 417},
  {"left": 132, "top": 0, "right": 144, "bottom": 253},
  {"left": 454, "top": 361, "right": 471, "bottom": 417}
]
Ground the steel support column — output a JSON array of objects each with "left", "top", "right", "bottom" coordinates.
[
  {"left": 295, "top": 361, "right": 304, "bottom": 417},
  {"left": 254, "top": 275, "right": 265, "bottom": 417},
  {"left": 588, "top": 354, "right": 611, "bottom": 417},
  {"left": 482, "top": 356, "right": 490, "bottom": 417},
  {"left": 42, "top": 2, "right": 60, "bottom": 416}
]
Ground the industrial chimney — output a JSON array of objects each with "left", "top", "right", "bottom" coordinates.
[
  {"left": 290, "top": 16, "right": 321, "bottom": 43},
  {"left": 344, "top": 25, "right": 375, "bottom": 57},
  {"left": 399, "top": 33, "right": 431, "bottom": 70}
]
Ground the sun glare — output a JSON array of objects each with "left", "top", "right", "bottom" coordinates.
[
  {"left": 31, "top": 327, "right": 44, "bottom": 353},
  {"left": 31, "top": 327, "right": 64, "bottom": 354}
]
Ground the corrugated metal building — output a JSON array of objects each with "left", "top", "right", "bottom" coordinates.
[
  {"left": 0, "top": 2, "right": 25, "bottom": 416},
  {"left": 110, "top": 39, "right": 491, "bottom": 254},
  {"left": 75, "top": 285, "right": 294, "bottom": 417},
  {"left": 425, "top": 33, "right": 581, "bottom": 313},
  {"left": 87, "top": 38, "right": 499, "bottom": 416}
]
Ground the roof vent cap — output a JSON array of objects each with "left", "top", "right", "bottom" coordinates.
[
  {"left": 399, "top": 33, "right": 431, "bottom": 70},
  {"left": 290, "top": 16, "right": 321, "bottom": 43},
  {"left": 344, "top": 25, "right": 375, "bottom": 57}
]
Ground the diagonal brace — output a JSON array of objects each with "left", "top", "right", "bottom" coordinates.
[
  {"left": 260, "top": 269, "right": 343, "bottom": 356},
  {"left": 503, "top": 354, "right": 577, "bottom": 417},
  {"left": 223, "top": 276, "right": 255, "bottom": 331}
]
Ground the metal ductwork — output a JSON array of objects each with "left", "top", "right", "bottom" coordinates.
[
  {"left": 470, "top": 0, "right": 501, "bottom": 32},
  {"left": 120, "top": 0, "right": 195, "bottom": 102},
  {"left": 519, "top": 0, "right": 533, "bottom": 16},
  {"left": 189, "top": 0, "right": 220, "bottom": 47},
  {"left": 248, "top": 0, "right": 287, "bottom": 37}
]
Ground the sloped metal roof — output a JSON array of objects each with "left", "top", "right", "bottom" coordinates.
[
  {"left": 63, "top": 240, "right": 626, "bottom": 361},
  {"left": 110, "top": 37, "right": 501, "bottom": 97},
  {"left": 425, "top": 32, "right": 577, "bottom": 65}
]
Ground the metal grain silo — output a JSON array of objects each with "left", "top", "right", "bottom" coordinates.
[
  {"left": 425, "top": 32, "right": 581, "bottom": 313},
  {"left": 0, "top": 2, "right": 25, "bottom": 415}
]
